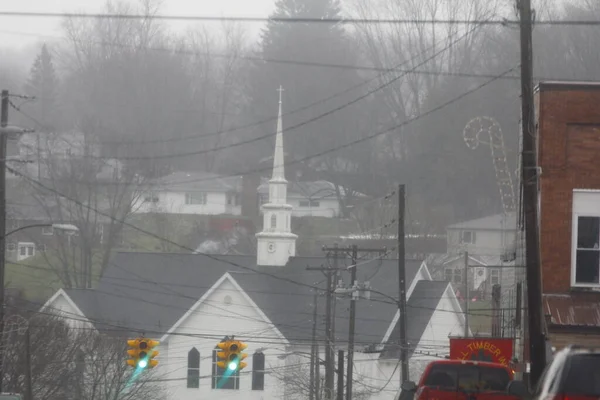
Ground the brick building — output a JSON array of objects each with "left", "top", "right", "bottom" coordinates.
[{"left": 536, "top": 81, "right": 600, "bottom": 349}]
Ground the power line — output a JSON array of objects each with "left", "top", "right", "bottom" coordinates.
[
  {"left": 13, "top": 24, "right": 484, "bottom": 156},
  {"left": 1, "top": 11, "right": 599, "bottom": 26},
  {"left": 0, "top": 12, "right": 511, "bottom": 24},
  {"left": 4, "top": 68, "right": 518, "bottom": 337},
  {"left": 12, "top": 64, "right": 518, "bottom": 187},
  {"left": 0, "top": 28, "right": 520, "bottom": 85}
]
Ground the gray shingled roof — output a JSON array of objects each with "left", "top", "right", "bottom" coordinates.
[
  {"left": 61, "top": 252, "right": 431, "bottom": 348},
  {"left": 380, "top": 280, "right": 453, "bottom": 359},
  {"left": 155, "top": 171, "right": 241, "bottom": 193},
  {"left": 447, "top": 212, "right": 517, "bottom": 231}
]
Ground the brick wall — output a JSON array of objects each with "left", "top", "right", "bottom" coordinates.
[{"left": 537, "top": 82, "right": 600, "bottom": 293}]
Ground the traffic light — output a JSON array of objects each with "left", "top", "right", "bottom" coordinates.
[
  {"left": 127, "top": 338, "right": 159, "bottom": 369},
  {"left": 216, "top": 340, "right": 248, "bottom": 372}
]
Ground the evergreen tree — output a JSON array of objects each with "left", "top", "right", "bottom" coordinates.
[
  {"left": 24, "top": 44, "right": 60, "bottom": 131},
  {"left": 242, "top": 0, "right": 369, "bottom": 174}
]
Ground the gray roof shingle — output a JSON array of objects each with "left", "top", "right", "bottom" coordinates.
[
  {"left": 447, "top": 212, "right": 517, "bottom": 231},
  {"left": 60, "top": 252, "right": 429, "bottom": 347},
  {"left": 381, "top": 280, "right": 452, "bottom": 359}
]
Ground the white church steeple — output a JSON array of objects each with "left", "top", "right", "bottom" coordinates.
[{"left": 256, "top": 86, "right": 297, "bottom": 267}]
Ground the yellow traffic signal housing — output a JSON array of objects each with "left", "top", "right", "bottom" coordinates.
[
  {"left": 228, "top": 340, "right": 249, "bottom": 371},
  {"left": 216, "top": 340, "right": 233, "bottom": 369},
  {"left": 126, "top": 338, "right": 160, "bottom": 369},
  {"left": 237, "top": 352, "right": 248, "bottom": 370}
]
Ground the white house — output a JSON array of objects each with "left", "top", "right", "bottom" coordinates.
[
  {"left": 11, "top": 131, "right": 124, "bottom": 181},
  {"left": 258, "top": 179, "right": 343, "bottom": 218},
  {"left": 41, "top": 89, "right": 466, "bottom": 400},
  {"left": 446, "top": 212, "right": 518, "bottom": 259},
  {"left": 134, "top": 171, "right": 243, "bottom": 216}
]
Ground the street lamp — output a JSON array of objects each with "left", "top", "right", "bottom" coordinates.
[
  {"left": 0, "top": 222, "right": 79, "bottom": 392},
  {"left": 0, "top": 126, "right": 30, "bottom": 140},
  {"left": 5, "top": 223, "right": 78, "bottom": 238}
]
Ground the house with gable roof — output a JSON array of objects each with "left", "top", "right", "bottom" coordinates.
[{"left": 42, "top": 88, "right": 466, "bottom": 400}]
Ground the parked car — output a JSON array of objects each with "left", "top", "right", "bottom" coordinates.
[
  {"left": 400, "top": 359, "right": 527, "bottom": 400},
  {"left": 531, "top": 345, "right": 600, "bottom": 400}
]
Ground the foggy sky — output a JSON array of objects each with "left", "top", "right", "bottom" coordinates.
[{"left": 0, "top": 0, "right": 275, "bottom": 49}]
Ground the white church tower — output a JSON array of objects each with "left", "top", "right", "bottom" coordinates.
[{"left": 256, "top": 86, "right": 298, "bottom": 266}]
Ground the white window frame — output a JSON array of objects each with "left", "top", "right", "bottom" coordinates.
[
  {"left": 490, "top": 269, "right": 501, "bottom": 285},
  {"left": 17, "top": 242, "right": 35, "bottom": 260},
  {"left": 143, "top": 192, "right": 159, "bottom": 203},
  {"left": 460, "top": 231, "right": 476, "bottom": 244},
  {"left": 453, "top": 269, "right": 462, "bottom": 284},
  {"left": 571, "top": 190, "right": 600, "bottom": 288},
  {"left": 444, "top": 268, "right": 453, "bottom": 282},
  {"left": 185, "top": 192, "right": 207, "bottom": 205},
  {"left": 572, "top": 213, "right": 600, "bottom": 287}
]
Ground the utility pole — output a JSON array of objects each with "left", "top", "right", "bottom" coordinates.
[
  {"left": 25, "top": 325, "right": 32, "bottom": 400},
  {"left": 397, "top": 184, "right": 409, "bottom": 384},
  {"left": 0, "top": 90, "right": 8, "bottom": 394},
  {"left": 346, "top": 245, "right": 358, "bottom": 400},
  {"left": 328, "top": 244, "right": 386, "bottom": 400},
  {"left": 337, "top": 350, "right": 344, "bottom": 400},
  {"left": 308, "top": 246, "right": 345, "bottom": 400},
  {"left": 464, "top": 251, "right": 470, "bottom": 337},
  {"left": 310, "top": 292, "right": 318, "bottom": 400},
  {"left": 518, "top": 0, "right": 546, "bottom": 386},
  {"left": 315, "top": 340, "right": 321, "bottom": 400}
]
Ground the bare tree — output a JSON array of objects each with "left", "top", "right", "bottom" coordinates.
[
  {"left": 2, "top": 312, "right": 163, "bottom": 400},
  {"left": 272, "top": 358, "right": 372, "bottom": 400},
  {"left": 17, "top": 131, "right": 147, "bottom": 288},
  {"left": 350, "top": 0, "right": 517, "bottom": 231},
  {"left": 184, "top": 21, "right": 250, "bottom": 172}
]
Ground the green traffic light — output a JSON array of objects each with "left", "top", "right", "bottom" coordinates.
[
  {"left": 138, "top": 359, "right": 148, "bottom": 368},
  {"left": 227, "top": 362, "right": 237, "bottom": 371}
]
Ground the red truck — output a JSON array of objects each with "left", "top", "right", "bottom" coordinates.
[{"left": 400, "top": 359, "right": 528, "bottom": 400}]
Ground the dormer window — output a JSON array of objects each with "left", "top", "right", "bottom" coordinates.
[{"left": 460, "top": 231, "right": 476, "bottom": 244}]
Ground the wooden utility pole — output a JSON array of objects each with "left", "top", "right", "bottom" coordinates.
[
  {"left": 346, "top": 245, "right": 358, "bottom": 400},
  {"left": 0, "top": 90, "right": 8, "bottom": 394},
  {"left": 310, "top": 292, "right": 318, "bottom": 400},
  {"left": 397, "top": 184, "right": 409, "bottom": 384},
  {"left": 337, "top": 350, "right": 344, "bottom": 400},
  {"left": 308, "top": 246, "right": 346, "bottom": 400},
  {"left": 25, "top": 325, "right": 32, "bottom": 400},
  {"left": 464, "top": 251, "right": 470, "bottom": 337},
  {"left": 315, "top": 340, "right": 321, "bottom": 400},
  {"left": 328, "top": 244, "right": 386, "bottom": 400},
  {"left": 518, "top": 0, "right": 546, "bottom": 386}
]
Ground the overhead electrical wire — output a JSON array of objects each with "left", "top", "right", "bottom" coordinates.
[
  {"left": 12, "top": 23, "right": 486, "bottom": 156},
  {"left": 0, "top": 11, "right": 598, "bottom": 26},
  {"left": 10, "top": 64, "right": 518, "bottom": 191},
  {"left": 4, "top": 65, "right": 518, "bottom": 302}
]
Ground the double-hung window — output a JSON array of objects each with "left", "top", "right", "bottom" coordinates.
[{"left": 574, "top": 215, "right": 600, "bottom": 285}]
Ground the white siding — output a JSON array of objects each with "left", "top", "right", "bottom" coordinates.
[
  {"left": 356, "top": 288, "right": 465, "bottom": 400},
  {"left": 42, "top": 291, "right": 95, "bottom": 331},
  {"left": 446, "top": 229, "right": 516, "bottom": 257},
  {"left": 134, "top": 191, "right": 241, "bottom": 215},
  {"left": 162, "top": 277, "right": 287, "bottom": 400},
  {"left": 289, "top": 197, "right": 340, "bottom": 218}
]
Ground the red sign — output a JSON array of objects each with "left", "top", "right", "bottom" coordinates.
[{"left": 449, "top": 338, "right": 514, "bottom": 366}]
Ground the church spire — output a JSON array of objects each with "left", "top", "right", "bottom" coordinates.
[
  {"left": 272, "top": 85, "right": 286, "bottom": 183},
  {"left": 255, "top": 85, "right": 297, "bottom": 267}
]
